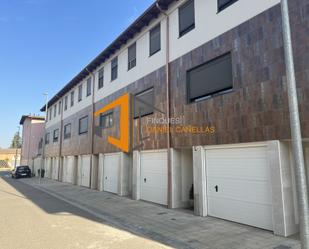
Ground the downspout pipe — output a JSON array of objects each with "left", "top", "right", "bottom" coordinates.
[
  {"left": 86, "top": 68, "right": 96, "bottom": 189},
  {"left": 156, "top": 1, "right": 172, "bottom": 208},
  {"left": 58, "top": 96, "right": 64, "bottom": 181},
  {"left": 281, "top": 0, "right": 309, "bottom": 247}
]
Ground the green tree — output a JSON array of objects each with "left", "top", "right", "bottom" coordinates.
[{"left": 10, "top": 132, "right": 21, "bottom": 148}]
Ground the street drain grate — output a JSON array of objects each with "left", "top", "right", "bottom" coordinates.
[{"left": 273, "top": 246, "right": 291, "bottom": 249}]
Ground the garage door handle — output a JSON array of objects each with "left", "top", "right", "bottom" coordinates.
[
  {"left": 215, "top": 185, "right": 218, "bottom": 192},
  {"left": 144, "top": 178, "right": 146, "bottom": 183}
]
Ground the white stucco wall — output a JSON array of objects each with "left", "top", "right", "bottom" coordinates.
[{"left": 45, "top": 0, "right": 280, "bottom": 122}]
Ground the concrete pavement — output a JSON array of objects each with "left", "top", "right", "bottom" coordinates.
[
  {"left": 6, "top": 174, "right": 301, "bottom": 249},
  {"left": 0, "top": 172, "right": 171, "bottom": 249}
]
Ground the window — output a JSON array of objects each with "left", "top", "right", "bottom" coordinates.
[
  {"left": 134, "top": 88, "right": 154, "bottom": 118},
  {"left": 70, "top": 91, "right": 74, "bottom": 107},
  {"left": 49, "top": 108, "right": 52, "bottom": 120},
  {"left": 78, "top": 84, "right": 83, "bottom": 102},
  {"left": 79, "top": 116, "right": 88, "bottom": 134},
  {"left": 64, "top": 96, "right": 68, "bottom": 110},
  {"left": 128, "top": 42, "right": 136, "bottom": 70},
  {"left": 98, "top": 68, "right": 104, "bottom": 89},
  {"left": 111, "top": 57, "right": 118, "bottom": 81},
  {"left": 58, "top": 101, "right": 61, "bottom": 115},
  {"left": 38, "top": 138, "right": 43, "bottom": 149},
  {"left": 218, "top": 0, "right": 238, "bottom": 12},
  {"left": 187, "top": 53, "right": 233, "bottom": 103},
  {"left": 99, "top": 112, "right": 113, "bottom": 129},
  {"left": 53, "top": 129, "right": 59, "bottom": 143},
  {"left": 54, "top": 105, "right": 57, "bottom": 117},
  {"left": 86, "top": 77, "right": 91, "bottom": 96},
  {"left": 150, "top": 24, "right": 161, "bottom": 56},
  {"left": 64, "top": 123, "right": 71, "bottom": 139},
  {"left": 45, "top": 133, "right": 50, "bottom": 144},
  {"left": 179, "top": 0, "right": 195, "bottom": 37}
]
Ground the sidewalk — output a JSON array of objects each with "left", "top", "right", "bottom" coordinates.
[{"left": 20, "top": 178, "right": 300, "bottom": 249}]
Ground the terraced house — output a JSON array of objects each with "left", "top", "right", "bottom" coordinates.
[{"left": 39, "top": 0, "right": 309, "bottom": 238}]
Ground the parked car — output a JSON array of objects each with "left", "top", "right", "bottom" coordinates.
[{"left": 11, "top": 166, "right": 31, "bottom": 179}]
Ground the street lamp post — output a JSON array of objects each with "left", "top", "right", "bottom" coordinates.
[
  {"left": 40, "top": 93, "right": 48, "bottom": 184},
  {"left": 281, "top": 0, "right": 309, "bottom": 248}
]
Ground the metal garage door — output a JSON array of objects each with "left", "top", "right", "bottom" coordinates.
[
  {"left": 52, "top": 158, "right": 59, "bottom": 180},
  {"left": 103, "top": 153, "right": 120, "bottom": 194},
  {"left": 45, "top": 158, "right": 52, "bottom": 178},
  {"left": 206, "top": 145, "right": 273, "bottom": 230},
  {"left": 140, "top": 150, "right": 167, "bottom": 205},
  {"left": 63, "top": 156, "right": 75, "bottom": 184},
  {"left": 81, "top": 155, "right": 91, "bottom": 187}
]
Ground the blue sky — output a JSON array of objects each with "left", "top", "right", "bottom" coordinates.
[{"left": 0, "top": 0, "right": 153, "bottom": 148}]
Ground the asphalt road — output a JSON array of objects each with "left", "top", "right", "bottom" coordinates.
[{"left": 0, "top": 170, "right": 171, "bottom": 249}]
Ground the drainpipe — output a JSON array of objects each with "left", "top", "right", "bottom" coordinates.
[
  {"left": 86, "top": 68, "right": 96, "bottom": 189},
  {"left": 58, "top": 96, "right": 64, "bottom": 181},
  {"left": 281, "top": 0, "right": 309, "bottom": 247},
  {"left": 156, "top": 1, "right": 172, "bottom": 208}
]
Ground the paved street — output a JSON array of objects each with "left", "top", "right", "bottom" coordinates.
[
  {"left": 0, "top": 171, "right": 171, "bottom": 249},
  {"left": 0, "top": 171, "right": 301, "bottom": 249}
]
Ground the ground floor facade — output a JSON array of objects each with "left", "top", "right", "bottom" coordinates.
[{"left": 32, "top": 139, "right": 309, "bottom": 238}]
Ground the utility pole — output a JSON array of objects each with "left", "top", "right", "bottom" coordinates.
[
  {"left": 281, "top": 0, "right": 309, "bottom": 248},
  {"left": 40, "top": 93, "right": 48, "bottom": 184},
  {"left": 14, "top": 126, "right": 20, "bottom": 169}
]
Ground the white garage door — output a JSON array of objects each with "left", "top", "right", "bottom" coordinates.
[
  {"left": 103, "top": 153, "right": 120, "bottom": 194},
  {"left": 140, "top": 151, "right": 167, "bottom": 205},
  {"left": 206, "top": 146, "right": 273, "bottom": 230},
  {"left": 45, "top": 158, "right": 52, "bottom": 178},
  {"left": 52, "top": 158, "right": 59, "bottom": 180},
  {"left": 81, "top": 156, "right": 91, "bottom": 187}
]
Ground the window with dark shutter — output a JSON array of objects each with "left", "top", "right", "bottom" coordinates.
[
  {"left": 111, "top": 57, "right": 118, "bottom": 81},
  {"left": 53, "top": 129, "right": 59, "bottom": 142},
  {"left": 70, "top": 91, "right": 74, "bottom": 107},
  {"left": 58, "top": 101, "right": 61, "bottom": 115},
  {"left": 64, "top": 123, "right": 71, "bottom": 139},
  {"left": 179, "top": 0, "right": 195, "bottom": 37},
  {"left": 79, "top": 116, "right": 88, "bottom": 134},
  {"left": 64, "top": 96, "right": 68, "bottom": 110},
  {"left": 45, "top": 133, "right": 50, "bottom": 144},
  {"left": 218, "top": 0, "right": 238, "bottom": 12},
  {"left": 128, "top": 43, "right": 136, "bottom": 70},
  {"left": 99, "top": 112, "right": 113, "bottom": 129},
  {"left": 149, "top": 24, "right": 161, "bottom": 56},
  {"left": 98, "top": 68, "right": 104, "bottom": 89},
  {"left": 78, "top": 84, "right": 83, "bottom": 102},
  {"left": 87, "top": 77, "right": 91, "bottom": 96},
  {"left": 134, "top": 88, "right": 154, "bottom": 118},
  {"left": 54, "top": 105, "right": 57, "bottom": 117},
  {"left": 187, "top": 53, "right": 233, "bottom": 102}
]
